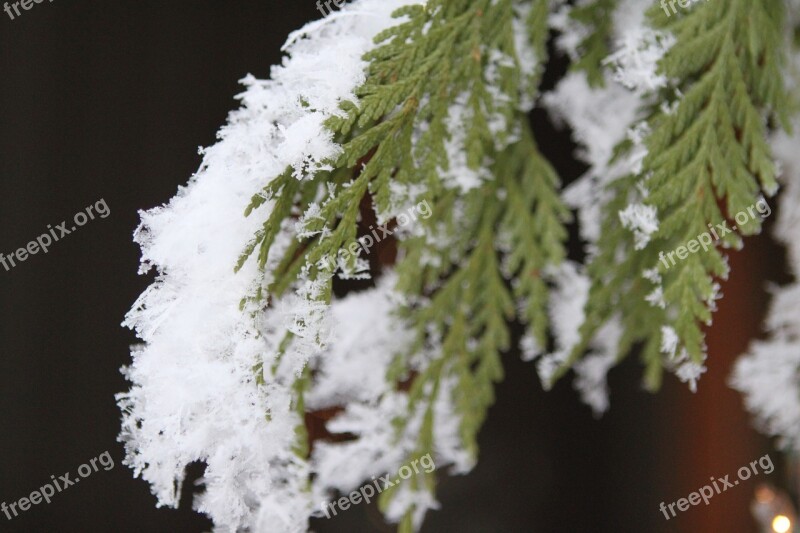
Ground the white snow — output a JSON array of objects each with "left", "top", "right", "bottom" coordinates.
[
  {"left": 619, "top": 202, "right": 659, "bottom": 249},
  {"left": 118, "top": 2, "right": 422, "bottom": 531}
]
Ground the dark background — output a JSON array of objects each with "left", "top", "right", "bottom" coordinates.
[{"left": 0, "top": 1, "right": 784, "bottom": 532}]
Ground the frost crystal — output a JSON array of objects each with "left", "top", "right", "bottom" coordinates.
[{"left": 619, "top": 203, "right": 659, "bottom": 250}]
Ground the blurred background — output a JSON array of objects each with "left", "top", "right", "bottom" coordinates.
[{"left": 0, "top": 1, "right": 789, "bottom": 531}]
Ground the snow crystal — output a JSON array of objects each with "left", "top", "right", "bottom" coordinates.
[
  {"left": 674, "top": 359, "right": 707, "bottom": 393},
  {"left": 534, "top": 261, "right": 589, "bottom": 388},
  {"left": 603, "top": 0, "right": 674, "bottom": 93},
  {"left": 619, "top": 203, "right": 659, "bottom": 250},
  {"left": 645, "top": 286, "right": 666, "bottom": 309},
  {"left": 660, "top": 326, "right": 706, "bottom": 393},
  {"left": 660, "top": 326, "right": 679, "bottom": 358}
]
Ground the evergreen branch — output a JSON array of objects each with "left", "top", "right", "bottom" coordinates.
[{"left": 554, "top": 0, "right": 793, "bottom": 391}]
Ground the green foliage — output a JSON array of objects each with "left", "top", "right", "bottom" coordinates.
[
  {"left": 237, "top": 0, "right": 566, "bottom": 527},
  {"left": 240, "top": 0, "right": 539, "bottom": 295},
  {"left": 555, "top": 0, "right": 793, "bottom": 389},
  {"left": 568, "top": 0, "right": 619, "bottom": 87},
  {"left": 384, "top": 118, "right": 568, "bottom": 526},
  {"left": 231, "top": 0, "right": 798, "bottom": 530}
]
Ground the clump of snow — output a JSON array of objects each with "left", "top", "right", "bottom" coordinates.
[
  {"left": 603, "top": 0, "right": 674, "bottom": 92},
  {"left": 439, "top": 94, "right": 493, "bottom": 193},
  {"left": 533, "top": 261, "right": 623, "bottom": 415},
  {"left": 573, "top": 319, "right": 622, "bottom": 416},
  {"left": 384, "top": 482, "right": 440, "bottom": 530},
  {"left": 118, "top": 2, "right": 422, "bottom": 532},
  {"left": 659, "top": 326, "right": 679, "bottom": 357},
  {"left": 660, "top": 326, "right": 706, "bottom": 393},
  {"left": 548, "top": 0, "right": 592, "bottom": 63},
  {"left": 534, "top": 261, "right": 590, "bottom": 388},
  {"left": 520, "top": 332, "right": 542, "bottom": 362},
  {"left": 307, "top": 275, "right": 408, "bottom": 409},
  {"left": 512, "top": 2, "right": 544, "bottom": 112},
  {"left": 604, "top": 28, "right": 673, "bottom": 92},
  {"left": 673, "top": 358, "right": 707, "bottom": 393},
  {"left": 543, "top": 72, "right": 639, "bottom": 173},
  {"left": 309, "top": 281, "right": 470, "bottom": 523},
  {"left": 619, "top": 203, "right": 659, "bottom": 249}
]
